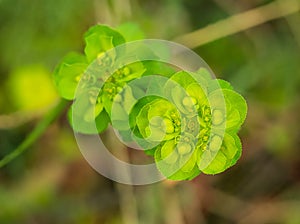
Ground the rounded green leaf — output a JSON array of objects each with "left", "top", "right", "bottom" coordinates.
[
  {"left": 53, "top": 52, "right": 88, "bottom": 100},
  {"left": 223, "top": 89, "right": 247, "bottom": 131},
  {"left": 208, "top": 79, "right": 234, "bottom": 92},
  {"left": 154, "top": 141, "right": 201, "bottom": 180},
  {"left": 142, "top": 61, "right": 176, "bottom": 78},
  {"left": 136, "top": 98, "right": 179, "bottom": 141},
  {"left": 116, "top": 22, "right": 145, "bottom": 41},
  {"left": 196, "top": 67, "right": 212, "bottom": 81},
  {"left": 84, "top": 25, "right": 125, "bottom": 62},
  {"left": 200, "top": 133, "right": 242, "bottom": 174},
  {"left": 113, "top": 62, "right": 146, "bottom": 83},
  {"left": 209, "top": 89, "right": 247, "bottom": 131},
  {"left": 69, "top": 104, "right": 110, "bottom": 134},
  {"left": 166, "top": 71, "right": 208, "bottom": 117}
]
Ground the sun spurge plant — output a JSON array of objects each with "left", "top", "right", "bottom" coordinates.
[{"left": 53, "top": 24, "right": 247, "bottom": 181}]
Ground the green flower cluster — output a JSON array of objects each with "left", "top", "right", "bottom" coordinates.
[
  {"left": 128, "top": 70, "right": 247, "bottom": 180},
  {"left": 53, "top": 24, "right": 247, "bottom": 181},
  {"left": 53, "top": 25, "right": 147, "bottom": 133}
]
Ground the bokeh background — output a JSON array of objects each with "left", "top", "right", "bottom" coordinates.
[{"left": 1, "top": 0, "right": 300, "bottom": 223}]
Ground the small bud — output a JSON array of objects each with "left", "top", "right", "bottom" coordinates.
[
  {"left": 204, "top": 116, "right": 211, "bottom": 122},
  {"left": 203, "top": 106, "right": 211, "bottom": 116},
  {"left": 202, "top": 134, "right": 209, "bottom": 142}
]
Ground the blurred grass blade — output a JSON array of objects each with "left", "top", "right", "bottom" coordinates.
[
  {"left": 174, "top": 0, "right": 300, "bottom": 48},
  {"left": 0, "top": 99, "right": 68, "bottom": 168}
]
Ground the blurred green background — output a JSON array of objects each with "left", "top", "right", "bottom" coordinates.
[{"left": 0, "top": 0, "right": 300, "bottom": 223}]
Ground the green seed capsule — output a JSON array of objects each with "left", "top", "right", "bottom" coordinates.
[
  {"left": 183, "top": 136, "right": 190, "bottom": 142},
  {"left": 182, "top": 96, "right": 193, "bottom": 106},
  {"left": 182, "top": 96, "right": 197, "bottom": 107},
  {"left": 212, "top": 109, "right": 224, "bottom": 125},
  {"left": 177, "top": 142, "right": 192, "bottom": 155},
  {"left": 209, "top": 135, "right": 223, "bottom": 151},
  {"left": 175, "top": 135, "right": 181, "bottom": 143}
]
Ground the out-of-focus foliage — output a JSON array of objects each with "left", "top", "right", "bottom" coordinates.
[
  {"left": 0, "top": 0, "right": 94, "bottom": 69},
  {"left": 6, "top": 65, "right": 58, "bottom": 111},
  {"left": 0, "top": 0, "right": 300, "bottom": 223}
]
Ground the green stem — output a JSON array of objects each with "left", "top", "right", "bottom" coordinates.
[{"left": 0, "top": 99, "right": 68, "bottom": 168}]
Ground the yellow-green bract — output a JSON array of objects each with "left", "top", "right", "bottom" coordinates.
[{"left": 53, "top": 23, "right": 247, "bottom": 180}]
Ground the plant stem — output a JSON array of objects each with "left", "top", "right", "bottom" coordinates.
[
  {"left": 174, "top": 0, "right": 300, "bottom": 48},
  {"left": 0, "top": 99, "right": 68, "bottom": 168},
  {"left": 0, "top": 109, "right": 44, "bottom": 129}
]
